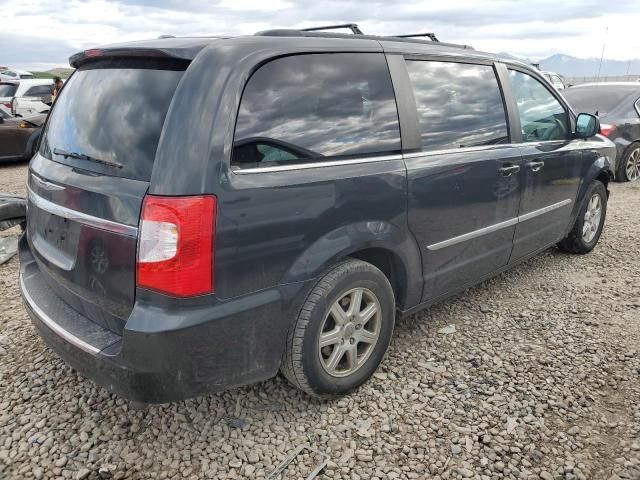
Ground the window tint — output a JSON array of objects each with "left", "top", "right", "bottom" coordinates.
[
  {"left": 41, "top": 58, "right": 186, "bottom": 181},
  {"left": 563, "top": 86, "right": 637, "bottom": 116},
  {"left": 406, "top": 61, "right": 509, "bottom": 150},
  {"left": 508, "top": 70, "right": 569, "bottom": 142},
  {"left": 24, "top": 85, "right": 51, "bottom": 97},
  {"left": 232, "top": 53, "right": 400, "bottom": 167},
  {"left": 0, "top": 83, "right": 17, "bottom": 97}
]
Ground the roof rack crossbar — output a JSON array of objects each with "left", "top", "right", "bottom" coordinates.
[
  {"left": 301, "top": 24, "right": 363, "bottom": 35},
  {"left": 393, "top": 33, "right": 439, "bottom": 42}
]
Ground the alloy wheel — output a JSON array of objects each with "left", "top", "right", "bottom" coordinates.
[
  {"left": 318, "top": 287, "right": 381, "bottom": 377},
  {"left": 582, "top": 193, "right": 602, "bottom": 243},
  {"left": 625, "top": 148, "right": 640, "bottom": 181}
]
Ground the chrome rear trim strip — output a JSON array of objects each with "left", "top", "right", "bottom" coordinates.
[
  {"left": 20, "top": 274, "right": 101, "bottom": 355},
  {"left": 427, "top": 218, "right": 519, "bottom": 251},
  {"left": 27, "top": 186, "right": 138, "bottom": 237},
  {"left": 231, "top": 154, "right": 404, "bottom": 174},
  {"left": 426, "top": 199, "right": 572, "bottom": 251},
  {"left": 518, "top": 198, "right": 572, "bottom": 223}
]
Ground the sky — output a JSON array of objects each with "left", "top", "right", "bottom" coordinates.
[{"left": 2, "top": 0, "right": 640, "bottom": 71}]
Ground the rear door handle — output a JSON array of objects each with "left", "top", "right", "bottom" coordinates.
[
  {"left": 526, "top": 161, "right": 545, "bottom": 172},
  {"left": 498, "top": 165, "right": 521, "bottom": 177}
]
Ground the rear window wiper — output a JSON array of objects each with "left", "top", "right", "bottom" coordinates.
[{"left": 53, "top": 147, "right": 123, "bottom": 169}]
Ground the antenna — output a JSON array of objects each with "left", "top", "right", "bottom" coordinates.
[{"left": 596, "top": 26, "right": 608, "bottom": 82}]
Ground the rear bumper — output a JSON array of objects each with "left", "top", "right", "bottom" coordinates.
[{"left": 19, "top": 235, "right": 309, "bottom": 403}]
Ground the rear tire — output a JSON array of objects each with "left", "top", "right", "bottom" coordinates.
[
  {"left": 616, "top": 143, "right": 640, "bottom": 182},
  {"left": 557, "top": 180, "right": 607, "bottom": 254},
  {"left": 281, "top": 258, "right": 395, "bottom": 398}
]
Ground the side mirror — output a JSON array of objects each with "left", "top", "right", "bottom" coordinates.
[{"left": 575, "top": 113, "right": 600, "bottom": 139}]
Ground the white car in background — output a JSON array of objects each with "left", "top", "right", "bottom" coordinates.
[
  {"left": 0, "top": 69, "right": 35, "bottom": 80},
  {"left": 542, "top": 71, "right": 566, "bottom": 90},
  {"left": 0, "top": 79, "right": 53, "bottom": 116}
]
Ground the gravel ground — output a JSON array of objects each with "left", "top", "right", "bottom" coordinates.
[{"left": 1, "top": 162, "right": 639, "bottom": 480}]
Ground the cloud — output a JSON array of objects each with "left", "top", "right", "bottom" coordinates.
[{"left": 3, "top": 0, "right": 640, "bottom": 70}]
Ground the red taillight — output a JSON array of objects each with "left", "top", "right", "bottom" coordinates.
[
  {"left": 1, "top": 102, "right": 10, "bottom": 110},
  {"left": 137, "top": 195, "right": 216, "bottom": 297},
  {"left": 599, "top": 123, "right": 616, "bottom": 137}
]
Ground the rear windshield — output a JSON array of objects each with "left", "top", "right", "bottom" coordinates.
[
  {"left": 40, "top": 58, "right": 186, "bottom": 181},
  {"left": 0, "top": 83, "right": 18, "bottom": 97},
  {"left": 563, "top": 86, "right": 638, "bottom": 116}
]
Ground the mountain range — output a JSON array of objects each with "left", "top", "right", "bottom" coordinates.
[{"left": 500, "top": 53, "right": 640, "bottom": 78}]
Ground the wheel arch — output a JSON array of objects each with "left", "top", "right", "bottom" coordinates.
[
  {"left": 280, "top": 221, "right": 423, "bottom": 310},
  {"left": 573, "top": 155, "right": 612, "bottom": 216}
]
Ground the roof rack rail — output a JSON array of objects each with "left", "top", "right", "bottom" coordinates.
[
  {"left": 301, "top": 24, "right": 363, "bottom": 35},
  {"left": 393, "top": 33, "right": 439, "bottom": 42}
]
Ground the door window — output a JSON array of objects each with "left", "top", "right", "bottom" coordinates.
[
  {"left": 508, "top": 70, "right": 570, "bottom": 142},
  {"left": 406, "top": 60, "right": 509, "bottom": 150},
  {"left": 232, "top": 53, "right": 401, "bottom": 167}
]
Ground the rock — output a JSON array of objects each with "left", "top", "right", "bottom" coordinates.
[
  {"left": 506, "top": 417, "right": 518, "bottom": 433},
  {"left": 437, "top": 325, "right": 457, "bottom": 335},
  {"left": 76, "top": 469, "right": 91, "bottom": 480},
  {"left": 247, "top": 452, "right": 259, "bottom": 464},
  {"left": 457, "top": 467, "right": 474, "bottom": 478}
]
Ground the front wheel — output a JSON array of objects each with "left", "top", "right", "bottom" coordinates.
[
  {"left": 557, "top": 180, "right": 607, "bottom": 254},
  {"left": 281, "top": 259, "right": 395, "bottom": 397},
  {"left": 617, "top": 143, "right": 640, "bottom": 182}
]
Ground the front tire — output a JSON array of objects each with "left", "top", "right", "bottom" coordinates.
[
  {"left": 281, "top": 259, "right": 395, "bottom": 397},
  {"left": 557, "top": 180, "right": 607, "bottom": 254},
  {"left": 617, "top": 143, "right": 640, "bottom": 182}
]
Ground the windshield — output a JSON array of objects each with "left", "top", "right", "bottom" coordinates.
[
  {"left": 563, "top": 86, "right": 637, "bottom": 116},
  {"left": 0, "top": 83, "right": 18, "bottom": 97},
  {"left": 40, "top": 58, "right": 186, "bottom": 181}
]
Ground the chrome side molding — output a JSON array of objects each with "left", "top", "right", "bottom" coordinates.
[{"left": 426, "top": 199, "right": 572, "bottom": 251}]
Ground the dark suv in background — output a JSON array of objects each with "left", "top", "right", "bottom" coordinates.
[
  {"left": 19, "top": 26, "right": 615, "bottom": 403},
  {"left": 563, "top": 82, "right": 640, "bottom": 182}
]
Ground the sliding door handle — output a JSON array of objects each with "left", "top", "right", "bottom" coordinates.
[
  {"left": 526, "top": 161, "right": 545, "bottom": 172},
  {"left": 498, "top": 165, "right": 521, "bottom": 177}
]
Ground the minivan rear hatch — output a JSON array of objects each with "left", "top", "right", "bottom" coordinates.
[{"left": 27, "top": 56, "right": 188, "bottom": 334}]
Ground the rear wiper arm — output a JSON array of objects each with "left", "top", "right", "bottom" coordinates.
[{"left": 53, "top": 147, "right": 123, "bottom": 169}]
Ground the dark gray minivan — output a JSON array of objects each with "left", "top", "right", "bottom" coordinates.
[{"left": 19, "top": 28, "right": 615, "bottom": 403}]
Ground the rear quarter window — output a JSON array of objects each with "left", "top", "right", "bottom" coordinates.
[
  {"left": 232, "top": 53, "right": 401, "bottom": 168},
  {"left": 24, "top": 85, "right": 52, "bottom": 97},
  {"left": 0, "top": 83, "right": 18, "bottom": 97}
]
